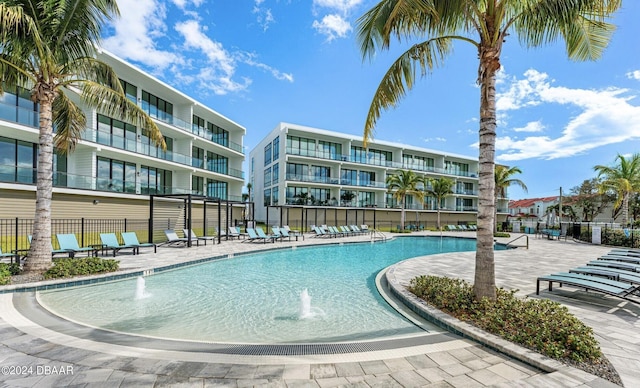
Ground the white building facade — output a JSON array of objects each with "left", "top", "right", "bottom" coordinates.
[
  {"left": 249, "top": 122, "right": 507, "bottom": 224},
  {"left": 0, "top": 51, "right": 245, "bottom": 220}
]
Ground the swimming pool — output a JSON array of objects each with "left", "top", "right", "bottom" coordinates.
[{"left": 39, "top": 237, "right": 486, "bottom": 344}]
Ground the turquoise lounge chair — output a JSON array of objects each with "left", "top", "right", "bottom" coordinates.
[
  {"left": 100, "top": 233, "right": 138, "bottom": 257},
  {"left": 537, "top": 272, "right": 640, "bottom": 304},
  {"left": 272, "top": 227, "right": 290, "bottom": 242},
  {"left": 163, "top": 229, "right": 198, "bottom": 247},
  {"left": 0, "top": 246, "right": 19, "bottom": 263},
  {"left": 121, "top": 232, "right": 157, "bottom": 253},
  {"left": 245, "top": 228, "right": 273, "bottom": 243},
  {"left": 256, "top": 227, "right": 278, "bottom": 242},
  {"left": 56, "top": 234, "right": 98, "bottom": 257}
]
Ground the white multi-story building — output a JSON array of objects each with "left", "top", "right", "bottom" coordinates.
[
  {"left": 0, "top": 50, "right": 245, "bottom": 221},
  {"left": 249, "top": 122, "right": 506, "bottom": 226}
]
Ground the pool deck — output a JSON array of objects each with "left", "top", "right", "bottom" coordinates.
[{"left": 0, "top": 231, "right": 637, "bottom": 387}]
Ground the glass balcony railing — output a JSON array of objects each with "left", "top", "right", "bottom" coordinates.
[
  {"left": 0, "top": 101, "right": 39, "bottom": 128},
  {"left": 80, "top": 129, "right": 243, "bottom": 180},
  {"left": 285, "top": 147, "right": 478, "bottom": 178}
]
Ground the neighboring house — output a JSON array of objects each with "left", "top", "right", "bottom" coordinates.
[
  {"left": 508, "top": 197, "right": 559, "bottom": 221},
  {"left": 0, "top": 50, "right": 246, "bottom": 222},
  {"left": 248, "top": 122, "right": 509, "bottom": 225}
]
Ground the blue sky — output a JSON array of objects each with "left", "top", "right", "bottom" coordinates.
[{"left": 103, "top": 1, "right": 640, "bottom": 200}]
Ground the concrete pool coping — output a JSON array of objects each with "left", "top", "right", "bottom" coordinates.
[{"left": 0, "top": 232, "right": 632, "bottom": 386}]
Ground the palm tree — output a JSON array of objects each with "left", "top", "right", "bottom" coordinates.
[
  {"left": 594, "top": 153, "right": 640, "bottom": 226},
  {"left": 357, "top": 0, "right": 620, "bottom": 300},
  {"left": 423, "top": 177, "right": 454, "bottom": 230},
  {"left": 0, "top": 0, "right": 164, "bottom": 273},
  {"left": 386, "top": 170, "right": 422, "bottom": 231},
  {"left": 495, "top": 166, "right": 527, "bottom": 232}
]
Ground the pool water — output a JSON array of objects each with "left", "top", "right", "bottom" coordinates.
[{"left": 39, "top": 237, "right": 483, "bottom": 344}]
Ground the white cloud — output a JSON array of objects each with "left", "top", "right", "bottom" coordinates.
[
  {"left": 313, "top": 0, "right": 363, "bottom": 14},
  {"left": 627, "top": 70, "right": 640, "bottom": 81},
  {"left": 311, "top": 0, "right": 362, "bottom": 41},
  {"left": 486, "top": 69, "right": 640, "bottom": 161},
  {"left": 105, "top": 1, "right": 292, "bottom": 95},
  {"left": 513, "top": 121, "right": 545, "bottom": 133},
  {"left": 253, "top": 3, "right": 275, "bottom": 32},
  {"left": 312, "top": 14, "right": 352, "bottom": 41},
  {"left": 104, "top": 0, "right": 181, "bottom": 70},
  {"left": 422, "top": 137, "right": 446, "bottom": 143}
]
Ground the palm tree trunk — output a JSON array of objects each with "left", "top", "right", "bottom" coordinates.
[
  {"left": 622, "top": 192, "right": 629, "bottom": 226},
  {"left": 400, "top": 197, "right": 405, "bottom": 231},
  {"left": 474, "top": 50, "right": 499, "bottom": 301},
  {"left": 24, "top": 94, "right": 55, "bottom": 273}
]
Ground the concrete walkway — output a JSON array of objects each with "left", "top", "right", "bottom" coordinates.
[{"left": 0, "top": 231, "right": 636, "bottom": 387}]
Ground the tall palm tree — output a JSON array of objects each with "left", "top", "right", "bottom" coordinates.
[
  {"left": 0, "top": 0, "right": 164, "bottom": 273},
  {"left": 423, "top": 177, "right": 454, "bottom": 230},
  {"left": 386, "top": 170, "right": 422, "bottom": 231},
  {"left": 594, "top": 153, "right": 640, "bottom": 226},
  {"left": 357, "top": 0, "right": 620, "bottom": 300},
  {"left": 495, "top": 166, "right": 527, "bottom": 232}
]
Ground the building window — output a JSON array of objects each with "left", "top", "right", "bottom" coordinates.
[
  {"left": 272, "top": 137, "right": 280, "bottom": 160},
  {"left": 264, "top": 143, "right": 272, "bottom": 166},
  {"left": 120, "top": 79, "right": 138, "bottom": 103},
  {"left": 351, "top": 146, "right": 391, "bottom": 166},
  {"left": 272, "top": 163, "right": 279, "bottom": 184},
  {"left": 208, "top": 122, "right": 229, "bottom": 147},
  {"left": 207, "top": 179, "right": 227, "bottom": 199},
  {"left": 286, "top": 163, "right": 309, "bottom": 181},
  {"left": 340, "top": 189, "right": 356, "bottom": 206},
  {"left": 140, "top": 133, "right": 173, "bottom": 160},
  {"left": 97, "top": 114, "right": 137, "bottom": 152},
  {"left": 97, "top": 157, "right": 136, "bottom": 193},
  {"left": 264, "top": 188, "right": 271, "bottom": 207},
  {"left": 192, "top": 115, "right": 206, "bottom": 137},
  {"left": 192, "top": 176, "right": 204, "bottom": 196},
  {"left": 312, "top": 165, "right": 331, "bottom": 183},
  {"left": 0, "top": 138, "right": 36, "bottom": 184},
  {"left": 272, "top": 188, "right": 279, "bottom": 205},
  {"left": 318, "top": 140, "right": 342, "bottom": 160},
  {"left": 141, "top": 165, "right": 172, "bottom": 195},
  {"left": 192, "top": 146, "right": 205, "bottom": 169},
  {"left": 358, "top": 171, "right": 375, "bottom": 187},
  {"left": 264, "top": 167, "right": 271, "bottom": 187},
  {"left": 141, "top": 90, "right": 173, "bottom": 123},
  {"left": 445, "top": 161, "right": 469, "bottom": 176},
  {"left": 207, "top": 152, "right": 228, "bottom": 175},
  {"left": 0, "top": 85, "right": 39, "bottom": 127},
  {"left": 309, "top": 188, "right": 330, "bottom": 205},
  {"left": 340, "top": 169, "right": 357, "bottom": 185},
  {"left": 286, "top": 187, "right": 308, "bottom": 205},
  {"left": 358, "top": 191, "right": 375, "bottom": 207},
  {"left": 286, "top": 135, "right": 315, "bottom": 157}
]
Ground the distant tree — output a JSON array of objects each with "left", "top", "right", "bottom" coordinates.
[
  {"left": 495, "top": 166, "right": 527, "bottom": 232},
  {"left": 423, "top": 177, "right": 454, "bottom": 230},
  {"left": 246, "top": 183, "right": 253, "bottom": 202},
  {"left": 386, "top": 170, "right": 422, "bottom": 231},
  {"left": 594, "top": 153, "right": 640, "bottom": 226},
  {"left": 547, "top": 204, "right": 578, "bottom": 222},
  {"left": 569, "top": 178, "right": 613, "bottom": 221},
  {"left": 340, "top": 191, "right": 356, "bottom": 206}
]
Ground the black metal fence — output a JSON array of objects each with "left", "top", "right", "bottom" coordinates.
[{"left": 0, "top": 218, "right": 150, "bottom": 252}]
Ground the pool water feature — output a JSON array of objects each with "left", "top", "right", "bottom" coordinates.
[{"left": 39, "top": 237, "right": 488, "bottom": 344}]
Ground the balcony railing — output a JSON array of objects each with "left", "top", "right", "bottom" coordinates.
[
  {"left": 285, "top": 147, "right": 478, "bottom": 178},
  {"left": 0, "top": 101, "right": 39, "bottom": 128},
  {"left": 81, "top": 129, "right": 244, "bottom": 180}
]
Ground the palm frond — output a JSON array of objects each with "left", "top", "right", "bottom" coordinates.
[
  {"left": 52, "top": 90, "right": 86, "bottom": 153},
  {"left": 363, "top": 37, "right": 456, "bottom": 145},
  {"left": 80, "top": 82, "right": 165, "bottom": 149},
  {"left": 357, "top": 0, "right": 439, "bottom": 60}
]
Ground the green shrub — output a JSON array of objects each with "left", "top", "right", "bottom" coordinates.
[
  {"left": 0, "top": 264, "right": 11, "bottom": 285},
  {"left": 493, "top": 232, "right": 510, "bottom": 238},
  {"left": 409, "top": 275, "right": 602, "bottom": 362},
  {"left": 44, "top": 257, "right": 119, "bottom": 279}
]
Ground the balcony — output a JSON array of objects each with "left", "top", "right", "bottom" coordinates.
[
  {"left": 285, "top": 147, "right": 478, "bottom": 178},
  {"left": 0, "top": 101, "right": 39, "bottom": 128},
  {"left": 81, "top": 129, "right": 244, "bottom": 180}
]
